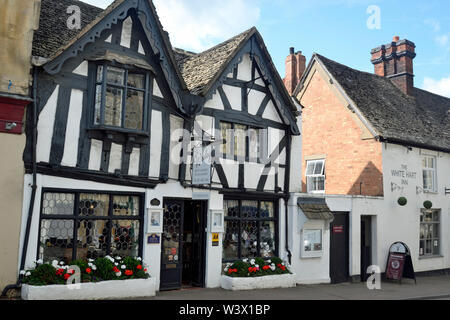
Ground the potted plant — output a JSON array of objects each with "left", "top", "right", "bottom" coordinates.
[
  {"left": 20, "top": 256, "right": 157, "bottom": 300},
  {"left": 221, "top": 257, "right": 296, "bottom": 291},
  {"left": 398, "top": 197, "right": 407, "bottom": 206},
  {"left": 423, "top": 201, "right": 433, "bottom": 210}
]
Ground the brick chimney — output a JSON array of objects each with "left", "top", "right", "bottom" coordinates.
[
  {"left": 284, "top": 47, "right": 306, "bottom": 95},
  {"left": 371, "top": 36, "right": 416, "bottom": 96}
]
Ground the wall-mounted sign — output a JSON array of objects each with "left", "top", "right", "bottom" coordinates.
[
  {"left": 212, "top": 233, "right": 220, "bottom": 247},
  {"left": 391, "top": 165, "right": 418, "bottom": 186},
  {"left": 333, "top": 226, "right": 344, "bottom": 234},
  {"left": 147, "top": 234, "right": 160, "bottom": 244},
  {"left": 146, "top": 208, "right": 163, "bottom": 234},
  {"left": 150, "top": 198, "right": 161, "bottom": 207}
]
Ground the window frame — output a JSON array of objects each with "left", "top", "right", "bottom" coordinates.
[
  {"left": 306, "top": 159, "right": 326, "bottom": 194},
  {"left": 37, "top": 188, "right": 145, "bottom": 262},
  {"left": 301, "top": 229, "right": 324, "bottom": 258},
  {"left": 219, "top": 121, "right": 267, "bottom": 163},
  {"left": 92, "top": 61, "right": 151, "bottom": 133},
  {"left": 222, "top": 198, "right": 279, "bottom": 263},
  {"left": 422, "top": 156, "right": 437, "bottom": 193},
  {"left": 419, "top": 209, "right": 441, "bottom": 258}
]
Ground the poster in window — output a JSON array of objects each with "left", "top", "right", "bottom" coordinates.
[{"left": 303, "top": 230, "right": 322, "bottom": 252}]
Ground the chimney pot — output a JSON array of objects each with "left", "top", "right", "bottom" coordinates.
[
  {"left": 289, "top": 47, "right": 295, "bottom": 55},
  {"left": 393, "top": 36, "right": 400, "bottom": 42},
  {"left": 284, "top": 49, "right": 306, "bottom": 95}
]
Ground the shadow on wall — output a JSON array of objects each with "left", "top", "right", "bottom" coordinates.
[{"left": 348, "top": 161, "right": 383, "bottom": 197}]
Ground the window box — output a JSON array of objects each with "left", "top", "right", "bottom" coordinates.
[
  {"left": 221, "top": 274, "right": 297, "bottom": 291},
  {"left": 21, "top": 278, "right": 157, "bottom": 300}
]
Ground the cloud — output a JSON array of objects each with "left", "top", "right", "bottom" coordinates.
[
  {"left": 153, "top": 0, "right": 261, "bottom": 52},
  {"left": 423, "top": 77, "right": 450, "bottom": 98},
  {"left": 435, "top": 34, "right": 449, "bottom": 47}
]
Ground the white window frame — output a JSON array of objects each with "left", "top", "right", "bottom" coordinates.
[
  {"left": 422, "top": 156, "right": 437, "bottom": 193},
  {"left": 419, "top": 209, "right": 441, "bottom": 258},
  {"left": 306, "top": 159, "right": 326, "bottom": 194},
  {"left": 301, "top": 229, "right": 324, "bottom": 258}
]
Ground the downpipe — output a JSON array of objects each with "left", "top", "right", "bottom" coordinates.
[{"left": 2, "top": 68, "right": 38, "bottom": 297}]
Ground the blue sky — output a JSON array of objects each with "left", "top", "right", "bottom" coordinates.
[{"left": 84, "top": 0, "right": 450, "bottom": 97}]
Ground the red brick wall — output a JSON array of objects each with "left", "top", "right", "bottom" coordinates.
[{"left": 299, "top": 69, "right": 384, "bottom": 196}]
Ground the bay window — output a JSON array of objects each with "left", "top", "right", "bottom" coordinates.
[{"left": 94, "top": 64, "right": 150, "bottom": 132}]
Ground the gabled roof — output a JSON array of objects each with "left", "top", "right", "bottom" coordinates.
[
  {"left": 173, "top": 28, "right": 254, "bottom": 95},
  {"left": 32, "top": 0, "right": 103, "bottom": 59},
  {"left": 299, "top": 53, "right": 450, "bottom": 153}
]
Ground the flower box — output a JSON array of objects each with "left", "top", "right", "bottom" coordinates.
[
  {"left": 221, "top": 273, "right": 297, "bottom": 291},
  {"left": 21, "top": 278, "right": 157, "bottom": 300}
]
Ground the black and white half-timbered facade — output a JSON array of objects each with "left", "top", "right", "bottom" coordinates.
[{"left": 20, "top": 0, "right": 301, "bottom": 290}]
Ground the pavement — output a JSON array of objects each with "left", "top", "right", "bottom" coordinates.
[{"left": 146, "top": 275, "right": 450, "bottom": 300}]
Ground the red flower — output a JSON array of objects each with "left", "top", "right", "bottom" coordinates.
[
  {"left": 86, "top": 268, "right": 92, "bottom": 274},
  {"left": 67, "top": 269, "right": 75, "bottom": 275},
  {"left": 113, "top": 266, "right": 120, "bottom": 273},
  {"left": 263, "top": 265, "right": 270, "bottom": 271},
  {"left": 125, "top": 270, "right": 133, "bottom": 276},
  {"left": 136, "top": 265, "right": 143, "bottom": 270},
  {"left": 64, "top": 273, "right": 71, "bottom": 280},
  {"left": 55, "top": 268, "right": 64, "bottom": 276},
  {"left": 144, "top": 268, "right": 148, "bottom": 272}
]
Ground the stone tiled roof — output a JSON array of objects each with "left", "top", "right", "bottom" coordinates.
[
  {"left": 32, "top": 0, "right": 104, "bottom": 58},
  {"left": 315, "top": 54, "right": 450, "bottom": 153},
  {"left": 297, "top": 198, "right": 334, "bottom": 220},
  {"left": 174, "top": 28, "right": 255, "bottom": 94}
]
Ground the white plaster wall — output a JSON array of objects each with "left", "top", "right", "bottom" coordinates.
[
  {"left": 247, "top": 89, "right": 265, "bottom": 115},
  {"left": 222, "top": 84, "right": 241, "bottom": 111},
  {"left": 128, "top": 147, "right": 140, "bottom": 176},
  {"left": 149, "top": 110, "right": 162, "bottom": 178},
  {"left": 72, "top": 61, "right": 88, "bottom": 76},
  {"left": 237, "top": 54, "right": 252, "bottom": 82},
  {"left": 263, "top": 100, "right": 282, "bottom": 123},
  {"left": 120, "top": 16, "right": 133, "bottom": 48},
  {"left": 153, "top": 80, "right": 163, "bottom": 98},
  {"left": 108, "top": 143, "right": 123, "bottom": 173},
  {"left": 36, "top": 85, "right": 59, "bottom": 163},
  {"left": 168, "top": 115, "right": 184, "bottom": 180},
  {"left": 61, "top": 89, "right": 83, "bottom": 167},
  {"left": 204, "top": 91, "right": 224, "bottom": 110},
  {"left": 88, "top": 139, "right": 103, "bottom": 171}
]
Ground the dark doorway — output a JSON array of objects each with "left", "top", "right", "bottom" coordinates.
[
  {"left": 160, "top": 199, "right": 207, "bottom": 291},
  {"left": 360, "top": 216, "right": 372, "bottom": 282},
  {"left": 330, "top": 212, "right": 349, "bottom": 284},
  {"left": 182, "top": 200, "right": 207, "bottom": 288}
]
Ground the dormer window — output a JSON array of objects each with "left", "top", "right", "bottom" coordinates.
[{"left": 94, "top": 64, "right": 150, "bottom": 132}]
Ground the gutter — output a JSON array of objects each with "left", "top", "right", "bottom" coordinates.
[
  {"left": 284, "top": 130, "right": 293, "bottom": 265},
  {"left": 2, "top": 68, "right": 38, "bottom": 297}
]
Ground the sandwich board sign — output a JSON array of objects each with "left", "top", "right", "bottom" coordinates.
[{"left": 386, "top": 242, "right": 416, "bottom": 284}]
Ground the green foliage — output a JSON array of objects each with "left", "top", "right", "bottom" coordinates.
[
  {"left": 398, "top": 197, "right": 407, "bottom": 206},
  {"left": 423, "top": 201, "right": 433, "bottom": 210},
  {"left": 225, "top": 257, "right": 291, "bottom": 278},
  {"left": 21, "top": 256, "right": 149, "bottom": 286}
]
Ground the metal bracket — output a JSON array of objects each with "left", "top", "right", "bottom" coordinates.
[{"left": 445, "top": 188, "right": 450, "bottom": 195}]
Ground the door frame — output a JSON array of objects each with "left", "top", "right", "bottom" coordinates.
[
  {"left": 160, "top": 198, "right": 208, "bottom": 290},
  {"left": 329, "top": 212, "right": 350, "bottom": 284}
]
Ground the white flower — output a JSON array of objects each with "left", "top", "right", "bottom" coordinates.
[
  {"left": 59, "top": 261, "right": 64, "bottom": 266},
  {"left": 121, "top": 265, "right": 126, "bottom": 270},
  {"left": 270, "top": 266, "right": 276, "bottom": 271},
  {"left": 267, "top": 259, "right": 271, "bottom": 264},
  {"left": 255, "top": 264, "right": 259, "bottom": 269},
  {"left": 92, "top": 265, "right": 97, "bottom": 271},
  {"left": 115, "top": 262, "right": 119, "bottom": 266},
  {"left": 136, "top": 257, "right": 142, "bottom": 261},
  {"left": 115, "top": 256, "right": 122, "bottom": 260},
  {"left": 242, "top": 258, "right": 248, "bottom": 263},
  {"left": 25, "top": 272, "right": 31, "bottom": 276},
  {"left": 19, "top": 270, "right": 26, "bottom": 275},
  {"left": 115, "top": 272, "right": 122, "bottom": 277},
  {"left": 51, "top": 260, "right": 59, "bottom": 267},
  {"left": 88, "top": 259, "right": 94, "bottom": 262},
  {"left": 36, "top": 259, "right": 43, "bottom": 265},
  {"left": 224, "top": 267, "right": 229, "bottom": 273},
  {"left": 250, "top": 259, "right": 255, "bottom": 265}
]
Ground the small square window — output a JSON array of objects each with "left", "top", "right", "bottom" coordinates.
[{"left": 306, "top": 159, "right": 326, "bottom": 194}]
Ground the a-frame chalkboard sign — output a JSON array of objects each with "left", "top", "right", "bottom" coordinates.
[{"left": 385, "top": 242, "right": 416, "bottom": 284}]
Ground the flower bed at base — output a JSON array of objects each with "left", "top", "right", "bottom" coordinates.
[
  {"left": 221, "top": 257, "right": 297, "bottom": 291},
  {"left": 20, "top": 256, "right": 156, "bottom": 300}
]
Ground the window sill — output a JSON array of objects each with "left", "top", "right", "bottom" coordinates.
[
  {"left": 90, "top": 126, "right": 149, "bottom": 137},
  {"left": 419, "top": 255, "right": 443, "bottom": 260},
  {"left": 88, "top": 127, "right": 150, "bottom": 146}
]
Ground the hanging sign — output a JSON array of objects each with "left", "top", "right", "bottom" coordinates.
[{"left": 192, "top": 145, "right": 211, "bottom": 185}]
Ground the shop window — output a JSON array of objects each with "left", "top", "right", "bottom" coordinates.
[
  {"left": 219, "top": 122, "right": 266, "bottom": 162},
  {"left": 306, "top": 159, "right": 325, "bottom": 194},
  {"left": 422, "top": 156, "right": 437, "bottom": 192},
  {"left": 419, "top": 209, "right": 440, "bottom": 257},
  {"left": 39, "top": 191, "right": 143, "bottom": 264},
  {"left": 223, "top": 199, "right": 277, "bottom": 262},
  {"left": 94, "top": 64, "right": 149, "bottom": 132}
]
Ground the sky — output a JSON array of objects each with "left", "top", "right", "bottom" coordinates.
[{"left": 83, "top": 0, "right": 450, "bottom": 97}]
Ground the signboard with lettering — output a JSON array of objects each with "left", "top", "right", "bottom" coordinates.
[
  {"left": 147, "top": 234, "right": 160, "bottom": 244},
  {"left": 391, "top": 165, "right": 417, "bottom": 186},
  {"left": 212, "top": 233, "right": 220, "bottom": 247},
  {"left": 333, "top": 226, "right": 344, "bottom": 234},
  {"left": 385, "top": 242, "right": 416, "bottom": 283},
  {"left": 192, "top": 146, "right": 211, "bottom": 185}
]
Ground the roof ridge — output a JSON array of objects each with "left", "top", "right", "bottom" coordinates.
[{"left": 195, "top": 27, "right": 256, "bottom": 57}]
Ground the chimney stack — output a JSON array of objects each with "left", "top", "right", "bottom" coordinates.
[
  {"left": 284, "top": 48, "right": 306, "bottom": 95},
  {"left": 371, "top": 36, "right": 416, "bottom": 96}
]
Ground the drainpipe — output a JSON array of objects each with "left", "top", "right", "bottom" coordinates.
[
  {"left": 284, "top": 131, "right": 293, "bottom": 265},
  {"left": 2, "top": 68, "right": 38, "bottom": 297}
]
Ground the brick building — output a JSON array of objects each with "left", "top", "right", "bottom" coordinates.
[{"left": 285, "top": 37, "right": 450, "bottom": 283}]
